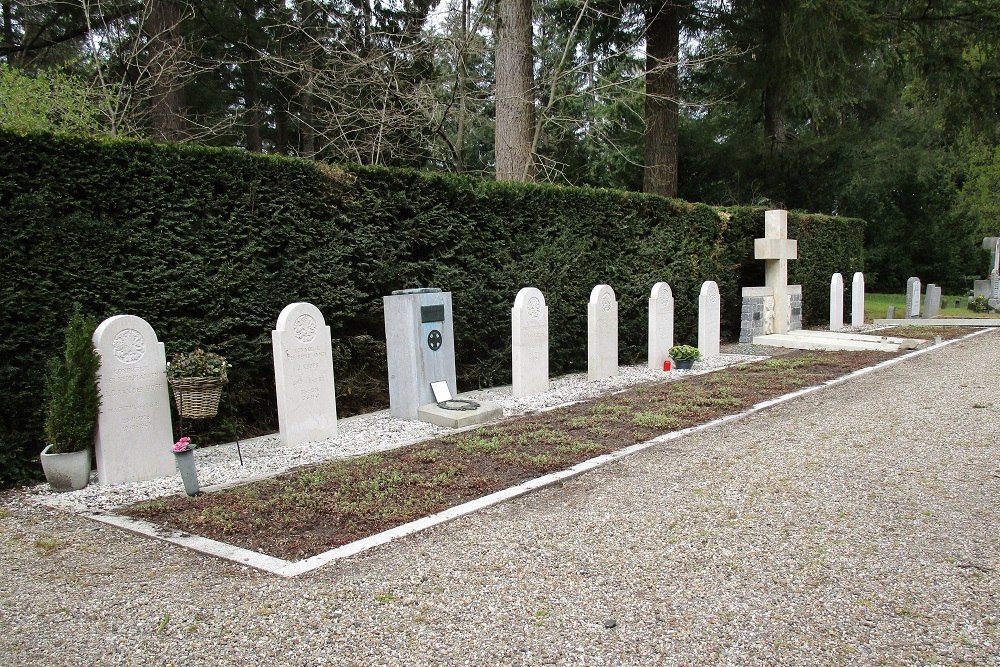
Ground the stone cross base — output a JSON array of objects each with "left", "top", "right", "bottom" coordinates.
[{"left": 739, "top": 286, "right": 802, "bottom": 343}]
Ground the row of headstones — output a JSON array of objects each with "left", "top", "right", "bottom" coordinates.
[
  {"left": 93, "top": 281, "right": 727, "bottom": 485},
  {"left": 902, "top": 277, "right": 942, "bottom": 319},
  {"left": 90, "top": 303, "right": 338, "bottom": 485},
  {"left": 828, "top": 272, "right": 866, "bottom": 331},
  {"left": 512, "top": 280, "right": 723, "bottom": 398}
]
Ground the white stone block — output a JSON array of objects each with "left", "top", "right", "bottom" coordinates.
[
  {"left": 93, "top": 315, "right": 175, "bottom": 485},
  {"left": 587, "top": 284, "right": 618, "bottom": 381},
  {"left": 906, "top": 277, "right": 921, "bottom": 317},
  {"left": 511, "top": 287, "right": 549, "bottom": 398},
  {"left": 698, "top": 281, "right": 721, "bottom": 358},
  {"left": 851, "top": 272, "right": 865, "bottom": 326},
  {"left": 647, "top": 282, "right": 674, "bottom": 370},
  {"left": 273, "top": 302, "right": 338, "bottom": 446},
  {"left": 830, "top": 272, "right": 844, "bottom": 331}
]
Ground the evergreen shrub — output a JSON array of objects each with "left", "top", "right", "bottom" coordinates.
[{"left": 0, "top": 130, "right": 864, "bottom": 485}]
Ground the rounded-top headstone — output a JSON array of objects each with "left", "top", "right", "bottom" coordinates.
[
  {"left": 512, "top": 287, "right": 549, "bottom": 398},
  {"left": 273, "top": 302, "right": 338, "bottom": 446},
  {"left": 92, "top": 314, "right": 175, "bottom": 485},
  {"left": 588, "top": 284, "right": 618, "bottom": 380}
]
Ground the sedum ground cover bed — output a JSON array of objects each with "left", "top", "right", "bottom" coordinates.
[{"left": 122, "top": 342, "right": 957, "bottom": 561}]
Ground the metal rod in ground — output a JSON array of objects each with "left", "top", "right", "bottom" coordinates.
[{"left": 236, "top": 438, "right": 243, "bottom": 466}]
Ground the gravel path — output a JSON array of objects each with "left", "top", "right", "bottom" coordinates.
[{"left": 2, "top": 332, "right": 998, "bottom": 666}]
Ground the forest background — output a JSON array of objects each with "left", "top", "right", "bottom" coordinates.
[{"left": 1, "top": 0, "right": 998, "bottom": 289}]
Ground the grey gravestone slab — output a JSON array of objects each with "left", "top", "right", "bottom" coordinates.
[
  {"left": 906, "top": 277, "right": 922, "bottom": 317},
  {"left": 384, "top": 290, "right": 457, "bottom": 420},
  {"left": 851, "top": 272, "right": 865, "bottom": 326}
]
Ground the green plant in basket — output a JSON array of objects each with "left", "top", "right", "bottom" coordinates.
[
  {"left": 167, "top": 348, "right": 229, "bottom": 383},
  {"left": 668, "top": 345, "right": 701, "bottom": 362}
]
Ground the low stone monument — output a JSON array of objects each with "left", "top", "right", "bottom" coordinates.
[
  {"left": 383, "top": 288, "right": 457, "bottom": 420},
  {"left": 272, "top": 302, "right": 338, "bottom": 446},
  {"left": 93, "top": 315, "right": 174, "bottom": 484},
  {"left": 830, "top": 273, "right": 844, "bottom": 331},
  {"left": 647, "top": 282, "right": 674, "bottom": 370},
  {"left": 511, "top": 287, "right": 549, "bottom": 398},
  {"left": 906, "top": 277, "right": 922, "bottom": 318},
  {"left": 739, "top": 209, "right": 802, "bottom": 342},
  {"left": 698, "top": 281, "right": 721, "bottom": 358},
  {"left": 384, "top": 287, "right": 500, "bottom": 428},
  {"left": 924, "top": 284, "right": 942, "bottom": 318},
  {"left": 851, "top": 272, "right": 865, "bottom": 326},
  {"left": 588, "top": 284, "right": 618, "bottom": 381}
]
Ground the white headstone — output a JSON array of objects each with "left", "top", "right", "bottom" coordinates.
[
  {"left": 924, "top": 284, "right": 942, "bottom": 318},
  {"left": 587, "top": 284, "right": 618, "bottom": 381},
  {"left": 906, "top": 277, "right": 921, "bottom": 317},
  {"left": 698, "top": 281, "right": 721, "bottom": 358},
  {"left": 272, "top": 302, "right": 338, "bottom": 446},
  {"left": 93, "top": 315, "right": 175, "bottom": 485},
  {"left": 829, "top": 273, "right": 844, "bottom": 331},
  {"left": 511, "top": 287, "right": 549, "bottom": 397},
  {"left": 647, "top": 282, "right": 674, "bottom": 370},
  {"left": 754, "top": 210, "right": 799, "bottom": 334},
  {"left": 851, "top": 272, "right": 865, "bottom": 326}
]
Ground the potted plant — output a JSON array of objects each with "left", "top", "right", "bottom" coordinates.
[
  {"left": 172, "top": 437, "right": 200, "bottom": 496},
  {"left": 166, "top": 348, "right": 229, "bottom": 419},
  {"left": 668, "top": 344, "right": 701, "bottom": 370},
  {"left": 40, "top": 308, "right": 101, "bottom": 492}
]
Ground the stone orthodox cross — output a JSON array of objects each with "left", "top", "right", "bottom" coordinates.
[{"left": 755, "top": 210, "right": 800, "bottom": 335}]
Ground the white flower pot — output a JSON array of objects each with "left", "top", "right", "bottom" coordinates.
[{"left": 40, "top": 445, "right": 92, "bottom": 492}]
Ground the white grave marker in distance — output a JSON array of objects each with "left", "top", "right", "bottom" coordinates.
[{"left": 698, "top": 281, "right": 721, "bottom": 358}]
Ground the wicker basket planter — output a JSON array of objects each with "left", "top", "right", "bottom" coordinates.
[{"left": 169, "top": 377, "right": 224, "bottom": 419}]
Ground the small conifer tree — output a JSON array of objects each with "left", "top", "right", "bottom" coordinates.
[{"left": 44, "top": 308, "right": 101, "bottom": 453}]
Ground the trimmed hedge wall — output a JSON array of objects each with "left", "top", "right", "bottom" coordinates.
[{"left": 0, "top": 130, "right": 865, "bottom": 486}]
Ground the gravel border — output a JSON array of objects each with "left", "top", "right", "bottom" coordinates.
[
  {"left": 1, "top": 330, "right": 997, "bottom": 666},
  {"left": 22, "top": 354, "right": 764, "bottom": 512}
]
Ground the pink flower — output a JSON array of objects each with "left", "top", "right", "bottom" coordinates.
[{"left": 172, "top": 437, "right": 194, "bottom": 453}]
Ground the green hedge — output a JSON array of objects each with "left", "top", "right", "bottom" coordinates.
[{"left": 0, "top": 130, "right": 865, "bottom": 486}]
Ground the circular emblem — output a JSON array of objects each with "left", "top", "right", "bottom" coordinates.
[
  {"left": 293, "top": 314, "right": 317, "bottom": 344},
  {"left": 527, "top": 296, "right": 542, "bottom": 319},
  {"left": 601, "top": 293, "right": 613, "bottom": 312},
  {"left": 427, "top": 329, "right": 443, "bottom": 351},
  {"left": 113, "top": 328, "right": 145, "bottom": 364}
]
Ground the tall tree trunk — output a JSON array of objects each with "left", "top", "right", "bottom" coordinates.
[
  {"left": 643, "top": 1, "right": 679, "bottom": 197},
  {"left": 243, "top": 59, "right": 262, "bottom": 152},
  {"left": 146, "top": 0, "right": 187, "bottom": 142},
  {"left": 494, "top": 0, "right": 534, "bottom": 181},
  {"left": 762, "top": 0, "right": 788, "bottom": 156}
]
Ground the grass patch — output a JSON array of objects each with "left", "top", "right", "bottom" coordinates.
[
  {"left": 123, "top": 347, "right": 955, "bottom": 561},
  {"left": 866, "top": 292, "right": 1000, "bottom": 321}
]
